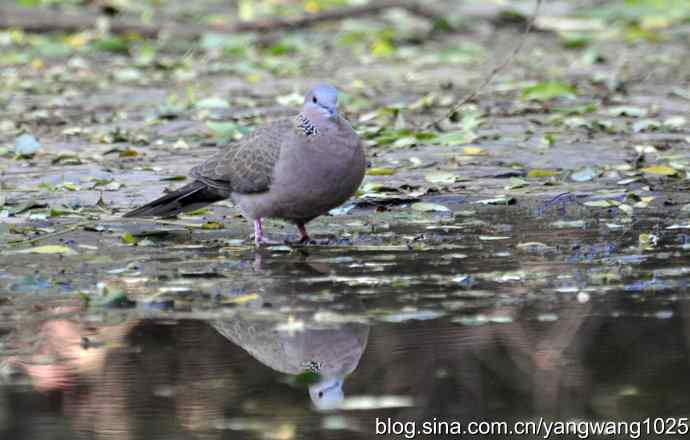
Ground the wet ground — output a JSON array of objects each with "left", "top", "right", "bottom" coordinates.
[{"left": 1, "top": 0, "right": 690, "bottom": 438}]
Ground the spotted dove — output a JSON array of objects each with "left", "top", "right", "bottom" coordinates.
[{"left": 124, "top": 84, "right": 366, "bottom": 246}]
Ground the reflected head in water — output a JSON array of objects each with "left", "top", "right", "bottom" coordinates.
[
  {"left": 212, "top": 304, "right": 369, "bottom": 411},
  {"left": 309, "top": 377, "right": 344, "bottom": 411}
]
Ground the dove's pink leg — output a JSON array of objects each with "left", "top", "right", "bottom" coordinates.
[
  {"left": 254, "top": 218, "right": 280, "bottom": 246},
  {"left": 254, "top": 219, "right": 265, "bottom": 246},
  {"left": 297, "top": 223, "right": 311, "bottom": 243}
]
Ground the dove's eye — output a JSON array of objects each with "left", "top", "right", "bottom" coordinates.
[{"left": 312, "top": 97, "right": 317, "bottom": 103}]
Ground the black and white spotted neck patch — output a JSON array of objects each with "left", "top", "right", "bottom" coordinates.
[{"left": 296, "top": 113, "right": 319, "bottom": 137}]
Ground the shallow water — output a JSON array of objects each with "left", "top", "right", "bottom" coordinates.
[{"left": 2, "top": 206, "right": 690, "bottom": 439}]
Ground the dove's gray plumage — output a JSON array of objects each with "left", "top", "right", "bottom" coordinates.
[
  {"left": 212, "top": 305, "right": 369, "bottom": 411},
  {"left": 124, "top": 84, "right": 366, "bottom": 245}
]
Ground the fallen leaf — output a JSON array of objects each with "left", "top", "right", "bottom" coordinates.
[
  {"left": 201, "top": 221, "right": 225, "bottom": 230},
  {"left": 640, "top": 165, "right": 677, "bottom": 176},
  {"left": 522, "top": 81, "right": 576, "bottom": 101},
  {"left": 463, "top": 146, "right": 485, "bottom": 155},
  {"left": 195, "top": 97, "right": 230, "bottom": 109},
  {"left": 15, "top": 133, "right": 42, "bottom": 156},
  {"left": 425, "top": 172, "right": 460, "bottom": 184},
  {"left": 505, "top": 177, "right": 528, "bottom": 190},
  {"left": 528, "top": 169, "right": 559, "bottom": 178},
  {"left": 584, "top": 199, "right": 619, "bottom": 207},
  {"left": 663, "top": 116, "right": 686, "bottom": 129},
  {"left": 14, "top": 245, "right": 77, "bottom": 255},
  {"left": 121, "top": 232, "right": 138, "bottom": 245},
  {"left": 367, "top": 167, "right": 397, "bottom": 176},
  {"left": 224, "top": 293, "right": 259, "bottom": 304},
  {"left": 608, "top": 106, "right": 647, "bottom": 117},
  {"left": 411, "top": 202, "right": 450, "bottom": 212},
  {"left": 632, "top": 119, "right": 660, "bottom": 133},
  {"left": 474, "top": 195, "right": 515, "bottom": 205},
  {"left": 571, "top": 167, "right": 598, "bottom": 182}
]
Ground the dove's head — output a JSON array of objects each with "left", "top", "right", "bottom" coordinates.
[{"left": 304, "top": 84, "right": 338, "bottom": 119}]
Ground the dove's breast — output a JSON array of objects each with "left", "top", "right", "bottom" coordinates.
[{"left": 232, "top": 126, "right": 365, "bottom": 223}]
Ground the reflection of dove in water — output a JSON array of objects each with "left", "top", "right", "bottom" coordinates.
[{"left": 212, "top": 314, "right": 369, "bottom": 410}]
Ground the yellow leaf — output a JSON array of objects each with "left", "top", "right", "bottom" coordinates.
[
  {"left": 640, "top": 165, "right": 677, "bottom": 176},
  {"left": 201, "top": 221, "right": 225, "bottom": 230},
  {"left": 304, "top": 0, "right": 320, "bottom": 13},
  {"left": 463, "top": 146, "right": 485, "bottom": 155},
  {"left": 639, "top": 233, "right": 658, "bottom": 250},
  {"left": 367, "top": 167, "right": 396, "bottom": 176},
  {"left": 224, "top": 293, "right": 259, "bottom": 304},
  {"left": 15, "top": 245, "right": 77, "bottom": 255},
  {"left": 246, "top": 73, "right": 261, "bottom": 83},
  {"left": 528, "top": 169, "right": 558, "bottom": 178},
  {"left": 65, "top": 32, "right": 90, "bottom": 48},
  {"left": 30, "top": 58, "right": 45, "bottom": 70}
]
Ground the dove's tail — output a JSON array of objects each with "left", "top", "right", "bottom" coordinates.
[{"left": 123, "top": 181, "right": 225, "bottom": 218}]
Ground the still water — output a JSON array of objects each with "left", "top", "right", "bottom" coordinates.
[{"left": 1, "top": 207, "right": 690, "bottom": 439}]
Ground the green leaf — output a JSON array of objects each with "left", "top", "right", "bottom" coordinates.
[
  {"left": 522, "top": 81, "right": 576, "bottom": 101},
  {"left": 435, "top": 131, "right": 477, "bottom": 146},
  {"left": 49, "top": 208, "right": 69, "bottom": 217},
  {"left": 359, "top": 182, "right": 385, "bottom": 193},
  {"left": 505, "top": 177, "right": 528, "bottom": 190},
  {"left": 527, "top": 169, "right": 559, "bottom": 178},
  {"left": 195, "top": 97, "right": 230, "bottom": 109},
  {"left": 121, "top": 232, "right": 138, "bottom": 245},
  {"left": 201, "top": 221, "right": 224, "bottom": 230},
  {"left": 206, "top": 121, "right": 248, "bottom": 141},
  {"left": 187, "top": 208, "right": 211, "bottom": 216},
  {"left": 60, "top": 182, "right": 79, "bottom": 191},
  {"left": 367, "top": 167, "right": 396, "bottom": 176},
  {"left": 93, "top": 290, "right": 135, "bottom": 308},
  {"left": 91, "top": 36, "right": 130, "bottom": 54}
]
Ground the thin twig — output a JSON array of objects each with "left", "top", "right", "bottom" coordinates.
[
  {"left": 423, "top": 0, "right": 543, "bottom": 130},
  {"left": 4, "top": 214, "right": 214, "bottom": 248},
  {"left": 131, "top": 218, "right": 209, "bottom": 229},
  {"left": 7, "top": 221, "right": 95, "bottom": 247},
  {"left": 99, "top": 214, "right": 214, "bottom": 229}
]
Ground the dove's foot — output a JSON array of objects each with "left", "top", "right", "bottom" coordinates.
[
  {"left": 253, "top": 218, "right": 282, "bottom": 247},
  {"left": 294, "top": 223, "right": 336, "bottom": 245},
  {"left": 297, "top": 223, "right": 329, "bottom": 245}
]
